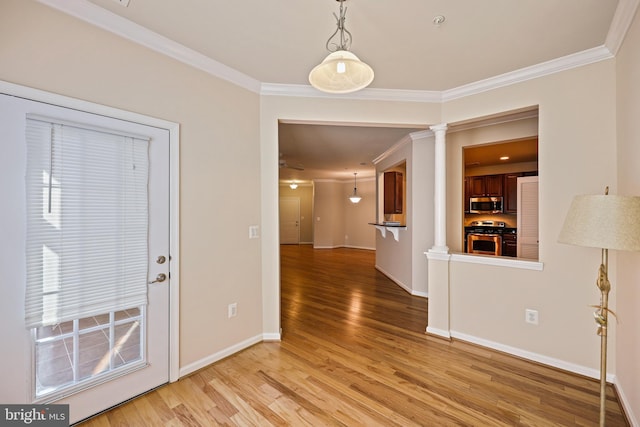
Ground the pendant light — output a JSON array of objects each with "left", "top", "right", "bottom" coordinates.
[
  {"left": 349, "top": 172, "right": 362, "bottom": 203},
  {"left": 309, "top": 0, "right": 374, "bottom": 94}
]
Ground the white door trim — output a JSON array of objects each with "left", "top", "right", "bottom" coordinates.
[{"left": 0, "top": 80, "right": 181, "bottom": 383}]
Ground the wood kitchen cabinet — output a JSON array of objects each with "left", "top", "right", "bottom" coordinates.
[
  {"left": 504, "top": 173, "right": 523, "bottom": 213},
  {"left": 468, "top": 174, "right": 503, "bottom": 197},
  {"left": 384, "top": 171, "right": 403, "bottom": 214},
  {"left": 502, "top": 233, "right": 517, "bottom": 257}
]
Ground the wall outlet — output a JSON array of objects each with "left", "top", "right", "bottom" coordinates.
[
  {"left": 249, "top": 225, "right": 259, "bottom": 239},
  {"left": 228, "top": 303, "right": 237, "bottom": 318},
  {"left": 525, "top": 309, "right": 539, "bottom": 325}
]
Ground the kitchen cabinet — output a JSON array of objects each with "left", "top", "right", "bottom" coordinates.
[
  {"left": 504, "top": 173, "right": 523, "bottom": 213},
  {"left": 468, "top": 174, "right": 503, "bottom": 197},
  {"left": 502, "top": 233, "right": 517, "bottom": 257},
  {"left": 464, "top": 177, "right": 470, "bottom": 212},
  {"left": 384, "top": 171, "right": 403, "bottom": 214}
]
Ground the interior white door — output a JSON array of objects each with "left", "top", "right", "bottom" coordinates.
[
  {"left": 279, "top": 197, "right": 300, "bottom": 244},
  {"left": 0, "top": 94, "right": 170, "bottom": 424}
]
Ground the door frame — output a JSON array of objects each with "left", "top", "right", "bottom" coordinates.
[{"left": 0, "top": 80, "right": 181, "bottom": 383}]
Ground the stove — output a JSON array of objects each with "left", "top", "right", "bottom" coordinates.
[{"left": 465, "top": 221, "right": 517, "bottom": 256}]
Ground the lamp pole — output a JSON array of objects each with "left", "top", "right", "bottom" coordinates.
[{"left": 595, "top": 248, "right": 610, "bottom": 427}]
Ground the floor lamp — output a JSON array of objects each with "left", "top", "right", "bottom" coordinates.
[{"left": 558, "top": 188, "right": 640, "bottom": 426}]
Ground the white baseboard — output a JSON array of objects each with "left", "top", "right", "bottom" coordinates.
[
  {"left": 344, "top": 245, "right": 376, "bottom": 251},
  {"left": 313, "top": 244, "right": 376, "bottom": 250},
  {"left": 614, "top": 378, "right": 639, "bottom": 427},
  {"left": 262, "top": 332, "right": 282, "bottom": 342},
  {"left": 450, "top": 330, "right": 615, "bottom": 383},
  {"left": 375, "top": 265, "right": 412, "bottom": 294},
  {"left": 179, "top": 333, "right": 263, "bottom": 378},
  {"left": 426, "top": 326, "right": 451, "bottom": 339}
]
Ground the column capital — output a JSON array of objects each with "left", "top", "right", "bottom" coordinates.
[{"left": 429, "top": 123, "right": 448, "bottom": 133}]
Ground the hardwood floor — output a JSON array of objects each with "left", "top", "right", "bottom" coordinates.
[{"left": 81, "top": 245, "right": 629, "bottom": 426}]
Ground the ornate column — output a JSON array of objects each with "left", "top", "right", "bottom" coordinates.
[{"left": 429, "top": 123, "right": 448, "bottom": 253}]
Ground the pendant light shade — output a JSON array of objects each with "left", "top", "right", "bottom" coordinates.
[
  {"left": 349, "top": 172, "right": 362, "bottom": 204},
  {"left": 309, "top": 0, "right": 374, "bottom": 94},
  {"left": 309, "top": 50, "right": 374, "bottom": 94}
]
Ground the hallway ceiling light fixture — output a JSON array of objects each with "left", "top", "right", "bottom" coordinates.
[
  {"left": 349, "top": 172, "right": 362, "bottom": 204},
  {"left": 289, "top": 181, "right": 298, "bottom": 189},
  {"left": 308, "top": 0, "right": 374, "bottom": 94}
]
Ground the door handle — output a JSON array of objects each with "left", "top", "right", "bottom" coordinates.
[{"left": 149, "top": 273, "right": 167, "bottom": 284}]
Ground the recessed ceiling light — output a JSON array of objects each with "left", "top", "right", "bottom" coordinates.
[{"left": 500, "top": 156, "right": 510, "bottom": 161}]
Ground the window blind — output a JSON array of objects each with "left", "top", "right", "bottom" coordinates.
[{"left": 25, "top": 116, "right": 150, "bottom": 329}]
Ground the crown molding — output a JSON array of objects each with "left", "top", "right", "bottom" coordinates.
[
  {"left": 36, "top": 0, "right": 261, "bottom": 93},
  {"left": 442, "top": 46, "right": 613, "bottom": 102},
  {"left": 605, "top": 0, "right": 640, "bottom": 55},
  {"left": 260, "top": 83, "right": 442, "bottom": 103},
  {"left": 38, "top": 0, "right": 622, "bottom": 104}
]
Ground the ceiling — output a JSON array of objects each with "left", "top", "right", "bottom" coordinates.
[{"left": 81, "top": 0, "right": 619, "bottom": 182}]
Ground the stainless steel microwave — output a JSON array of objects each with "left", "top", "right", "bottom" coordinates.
[{"left": 469, "top": 197, "right": 503, "bottom": 214}]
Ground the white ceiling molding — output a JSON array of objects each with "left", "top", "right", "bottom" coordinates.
[
  {"left": 372, "top": 134, "right": 415, "bottom": 166},
  {"left": 447, "top": 107, "right": 539, "bottom": 134},
  {"left": 261, "top": 83, "right": 442, "bottom": 103},
  {"left": 605, "top": 0, "right": 640, "bottom": 55},
  {"left": 36, "top": 0, "right": 261, "bottom": 93},
  {"left": 441, "top": 46, "right": 613, "bottom": 102},
  {"left": 36, "top": 0, "right": 625, "bottom": 104}
]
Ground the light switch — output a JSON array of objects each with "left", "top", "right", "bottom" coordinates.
[{"left": 249, "top": 225, "right": 259, "bottom": 239}]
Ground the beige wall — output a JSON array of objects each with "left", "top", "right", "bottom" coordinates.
[
  {"left": 310, "top": 179, "right": 376, "bottom": 249},
  {"left": 4, "top": 0, "right": 639, "bottom": 421},
  {"left": 344, "top": 178, "right": 377, "bottom": 250},
  {"left": 260, "top": 95, "right": 441, "bottom": 334},
  {"left": 312, "top": 180, "right": 346, "bottom": 248},
  {"left": 615, "top": 5, "right": 640, "bottom": 423},
  {"left": 448, "top": 117, "right": 539, "bottom": 251},
  {"left": 279, "top": 184, "right": 313, "bottom": 243},
  {"left": 375, "top": 141, "right": 414, "bottom": 290},
  {"left": 0, "top": 0, "right": 263, "bottom": 370},
  {"left": 442, "top": 60, "right": 618, "bottom": 373},
  {"left": 374, "top": 132, "right": 436, "bottom": 297}
]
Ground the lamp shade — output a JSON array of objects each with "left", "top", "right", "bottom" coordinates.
[
  {"left": 309, "top": 50, "right": 374, "bottom": 94},
  {"left": 558, "top": 194, "right": 640, "bottom": 251}
]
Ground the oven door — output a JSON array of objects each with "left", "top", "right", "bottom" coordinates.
[{"left": 467, "top": 233, "right": 502, "bottom": 256}]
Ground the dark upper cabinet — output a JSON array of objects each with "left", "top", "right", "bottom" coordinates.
[
  {"left": 504, "top": 173, "right": 523, "bottom": 213},
  {"left": 384, "top": 171, "right": 403, "bottom": 214},
  {"left": 468, "top": 175, "right": 503, "bottom": 197}
]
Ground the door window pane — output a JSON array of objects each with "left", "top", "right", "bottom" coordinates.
[{"left": 33, "top": 307, "right": 145, "bottom": 400}]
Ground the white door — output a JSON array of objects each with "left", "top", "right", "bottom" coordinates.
[
  {"left": 517, "top": 176, "right": 539, "bottom": 259},
  {"left": 0, "top": 94, "right": 170, "bottom": 424},
  {"left": 279, "top": 197, "right": 300, "bottom": 244}
]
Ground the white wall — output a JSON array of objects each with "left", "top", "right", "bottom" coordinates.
[{"left": 615, "top": 5, "right": 640, "bottom": 423}]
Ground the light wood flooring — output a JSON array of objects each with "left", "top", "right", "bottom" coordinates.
[{"left": 81, "top": 245, "right": 629, "bottom": 426}]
